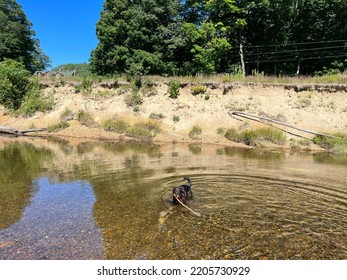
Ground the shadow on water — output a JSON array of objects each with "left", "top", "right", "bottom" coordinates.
[{"left": 0, "top": 139, "right": 346, "bottom": 260}]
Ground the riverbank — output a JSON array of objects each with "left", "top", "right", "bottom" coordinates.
[{"left": 0, "top": 79, "right": 346, "bottom": 152}]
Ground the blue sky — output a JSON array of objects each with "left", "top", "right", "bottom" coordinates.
[{"left": 17, "top": 0, "right": 104, "bottom": 68}]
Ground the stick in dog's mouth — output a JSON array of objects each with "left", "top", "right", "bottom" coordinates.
[{"left": 173, "top": 194, "right": 201, "bottom": 217}]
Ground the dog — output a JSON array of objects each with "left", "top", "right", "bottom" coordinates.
[{"left": 172, "top": 177, "right": 193, "bottom": 205}]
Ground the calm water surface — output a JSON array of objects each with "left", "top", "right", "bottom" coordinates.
[{"left": 0, "top": 138, "right": 346, "bottom": 260}]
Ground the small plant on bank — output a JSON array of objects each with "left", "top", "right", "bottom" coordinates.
[
  {"left": 47, "top": 121, "right": 70, "bottom": 132},
  {"left": 126, "top": 121, "right": 161, "bottom": 141},
  {"left": 77, "top": 110, "right": 95, "bottom": 127},
  {"left": 191, "top": 84, "right": 207, "bottom": 95},
  {"left": 173, "top": 115, "right": 180, "bottom": 123},
  {"left": 75, "top": 75, "right": 95, "bottom": 94},
  {"left": 189, "top": 125, "right": 202, "bottom": 140},
  {"left": 103, "top": 118, "right": 129, "bottom": 133},
  {"left": 168, "top": 80, "right": 181, "bottom": 99},
  {"left": 124, "top": 90, "right": 143, "bottom": 108},
  {"left": 133, "top": 75, "right": 142, "bottom": 89}
]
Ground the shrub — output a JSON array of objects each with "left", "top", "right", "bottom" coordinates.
[
  {"left": 126, "top": 121, "right": 161, "bottom": 141},
  {"left": 124, "top": 90, "right": 143, "bottom": 107},
  {"left": 75, "top": 76, "right": 94, "bottom": 93},
  {"left": 168, "top": 80, "right": 180, "bottom": 99},
  {"left": 18, "top": 84, "right": 54, "bottom": 117},
  {"left": 77, "top": 110, "right": 95, "bottom": 127},
  {"left": 133, "top": 75, "right": 142, "bottom": 89},
  {"left": 103, "top": 118, "right": 129, "bottom": 133},
  {"left": 47, "top": 122, "right": 70, "bottom": 132},
  {"left": 313, "top": 133, "right": 347, "bottom": 154},
  {"left": 0, "top": 59, "right": 31, "bottom": 110},
  {"left": 224, "top": 127, "right": 286, "bottom": 146},
  {"left": 189, "top": 125, "right": 202, "bottom": 139},
  {"left": 173, "top": 115, "right": 180, "bottom": 122},
  {"left": 191, "top": 84, "right": 207, "bottom": 95}
]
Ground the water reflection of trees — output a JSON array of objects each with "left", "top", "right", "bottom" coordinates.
[{"left": 0, "top": 143, "right": 53, "bottom": 229}]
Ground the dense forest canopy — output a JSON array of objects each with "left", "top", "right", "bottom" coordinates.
[
  {"left": 91, "top": 0, "right": 347, "bottom": 76},
  {"left": 0, "top": 0, "right": 50, "bottom": 72}
]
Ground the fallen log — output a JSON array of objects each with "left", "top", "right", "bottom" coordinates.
[
  {"left": 228, "top": 111, "right": 338, "bottom": 139},
  {"left": 0, "top": 126, "right": 46, "bottom": 136}
]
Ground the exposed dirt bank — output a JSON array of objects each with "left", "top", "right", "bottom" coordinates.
[{"left": 0, "top": 81, "right": 346, "bottom": 150}]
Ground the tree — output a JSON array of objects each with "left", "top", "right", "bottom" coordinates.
[
  {"left": 0, "top": 0, "right": 50, "bottom": 72},
  {"left": 51, "top": 63, "right": 92, "bottom": 76},
  {"left": 243, "top": 0, "right": 347, "bottom": 75},
  {"left": 90, "top": 0, "right": 180, "bottom": 76}
]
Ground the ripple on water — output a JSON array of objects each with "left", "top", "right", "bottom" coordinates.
[{"left": 160, "top": 174, "right": 347, "bottom": 259}]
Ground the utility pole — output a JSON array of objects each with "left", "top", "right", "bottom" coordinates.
[{"left": 239, "top": 38, "right": 246, "bottom": 76}]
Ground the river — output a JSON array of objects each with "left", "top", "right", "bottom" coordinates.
[{"left": 0, "top": 138, "right": 346, "bottom": 259}]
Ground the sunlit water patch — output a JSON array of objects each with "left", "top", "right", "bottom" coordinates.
[{"left": 0, "top": 178, "right": 103, "bottom": 259}]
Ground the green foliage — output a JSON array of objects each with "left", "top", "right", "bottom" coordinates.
[
  {"left": 51, "top": 63, "right": 92, "bottom": 76},
  {"left": 189, "top": 125, "right": 203, "bottom": 139},
  {"left": 90, "top": 0, "right": 180, "bottom": 75},
  {"left": 191, "top": 84, "right": 207, "bottom": 95},
  {"left": 0, "top": 0, "right": 50, "bottom": 72},
  {"left": 75, "top": 76, "right": 94, "bottom": 94},
  {"left": 17, "top": 84, "right": 54, "bottom": 117},
  {"left": 168, "top": 80, "right": 181, "bottom": 99},
  {"left": 103, "top": 118, "right": 129, "bottom": 133},
  {"left": 90, "top": 0, "right": 346, "bottom": 76},
  {"left": 0, "top": 59, "right": 31, "bottom": 110},
  {"left": 124, "top": 90, "right": 143, "bottom": 108},
  {"left": 173, "top": 115, "right": 180, "bottom": 122},
  {"left": 126, "top": 121, "right": 161, "bottom": 141},
  {"left": 224, "top": 127, "right": 286, "bottom": 146},
  {"left": 313, "top": 133, "right": 347, "bottom": 154}
]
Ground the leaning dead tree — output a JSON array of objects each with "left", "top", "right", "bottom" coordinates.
[
  {"left": 0, "top": 126, "right": 46, "bottom": 136},
  {"left": 228, "top": 111, "right": 338, "bottom": 139}
]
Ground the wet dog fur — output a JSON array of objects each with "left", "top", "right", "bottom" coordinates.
[{"left": 172, "top": 177, "right": 193, "bottom": 205}]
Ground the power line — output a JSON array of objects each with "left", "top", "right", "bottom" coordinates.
[
  {"left": 243, "top": 39, "right": 347, "bottom": 49},
  {"left": 245, "top": 45, "right": 346, "bottom": 57},
  {"left": 245, "top": 54, "right": 347, "bottom": 64}
]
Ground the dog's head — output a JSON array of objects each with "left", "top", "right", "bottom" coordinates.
[{"left": 173, "top": 187, "right": 187, "bottom": 204}]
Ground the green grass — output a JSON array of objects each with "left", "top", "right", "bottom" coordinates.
[
  {"left": 126, "top": 121, "right": 161, "bottom": 141},
  {"left": 103, "top": 118, "right": 129, "bottom": 133},
  {"left": 224, "top": 127, "right": 286, "bottom": 146},
  {"left": 313, "top": 133, "right": 347, "bottom": 154}
]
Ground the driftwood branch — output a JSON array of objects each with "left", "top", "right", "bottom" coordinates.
[
  {"left": 0, "top": 126, "right": 46, "bottom": 136},
  {"left": 228, "top": 111, "right": 338, "bottom": 139}
]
